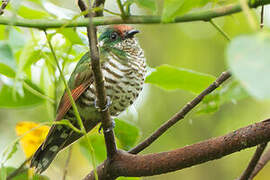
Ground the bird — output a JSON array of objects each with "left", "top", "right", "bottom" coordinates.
[{"left": 30, "top": 25, "right": 146, "bottom": 173}]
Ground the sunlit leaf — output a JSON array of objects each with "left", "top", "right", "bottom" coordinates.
[
  {"left": 0, "top": 81, "right": 44, "bottom": 108},
  {"left": 16, "top": 121, "right": 49, "bottom": 158},
  {"left": 146, "top": 65, "right": 215, "bottom": 94},
  {"left": 60, "top": 28, "right": 83, "bottom": 45},
  {"left": 8, "top": 28, "right": 26, "bottom": 53},
  {"left": 227, "top": 32, "right": 270, "bottom": 100},
  {"left": 2, "top": 141, "right": 19, "bottom": 163},
  {"left": 79, "top": 131, "right": 106, "bottom": 163},
  {"left": 135, "top": 0, "right": 156, "bottom": 12},
  {"left": 118, "top": 177, "right": 141, "bottom": 180},
  {"left": 162, "top": 0, "right": 217, "bottom": 22},
  {"left": 17, "top": 5, "right": 50, "bottom": 19},
  {"left": 0, "top": 42, "right": 16, "bottom": 78},
  {"left": 114, "top": 118, "right": 140, "bottom": 150}
]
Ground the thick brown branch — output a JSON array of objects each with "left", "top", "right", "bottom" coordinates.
[
  {"left": 129, "top": 71, "right": 231, "bottom": 154},
  {"left": 84, "top": 119, "right": 270, "bottom": 179},
  {"left": 238, "top": 143, "right": 268, "bottom": 180},
  {"left": 249, "top": 148, "right": 270, "bottom": 179}
]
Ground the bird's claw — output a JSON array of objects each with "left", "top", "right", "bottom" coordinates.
[
  {"left": 98, "top": 119, "right": 115, "bottom": 134},
  {"left": 94, "top": 96, "right": 111, "bottom": 112}
]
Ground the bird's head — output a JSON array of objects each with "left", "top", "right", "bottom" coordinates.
[{"left": 98, "top": 25, "right": 140, "bottom": 56}]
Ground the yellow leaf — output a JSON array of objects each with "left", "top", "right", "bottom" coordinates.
[{"left": 16, "top": 121, "right": 49, "bottom": 158}]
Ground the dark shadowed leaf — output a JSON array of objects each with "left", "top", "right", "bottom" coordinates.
[
  {"left": 146, "top": 65, "right": 215, "bottom": 94},
  {"left": 227, "top": 32, "right": 270, "bottom": 100},
  {"left": 114, "top": 118, "right": 140, "bottom": 150}
]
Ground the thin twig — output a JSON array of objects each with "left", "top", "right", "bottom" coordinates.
[
  {"left": 260, "top": 5, "right": 264, "bottom": 29},
  {"left": 0, "top": 0, "right": 9, "bottom": 15},
  {"left": 0, "top": 0, "right": 268, "bottom": 28},
  {"left": 209, "top": 19, "right": 231, "bottom": 41},
  {"left": 62, "top": 147, "right": 72, "bottom": 180},
  {"left": 86, "top": 0, "right": 117, "bottom": 160},
  {"left": 249, "top": 148, "right": 270, "bottom": 179},
  {"left": 238, "top": 143, "right": 268, "bottom": 180},
  {"left": 44, "top": 30, "right": 97, "bottom": 178},
  {"left": 6, "top": 156, "right": 31, "bottom": 180},
  {"left": 129, "top": 71, "right": 231, "bottom": 154}
]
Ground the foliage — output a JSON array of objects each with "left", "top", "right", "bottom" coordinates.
[{"left": 0, "top": 0, "right": 269, "bottom": 179}]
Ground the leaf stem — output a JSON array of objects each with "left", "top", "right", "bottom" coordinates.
[
  {"left": 22, "top": 81, "right": 55, "bottom": 104},
  {"left": 209, "top": 19, "right": 231, "bottom": 41}
]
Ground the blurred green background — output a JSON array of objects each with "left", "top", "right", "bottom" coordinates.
[{"left": 1, "top": 0, "right": 270, "bottom": 180}]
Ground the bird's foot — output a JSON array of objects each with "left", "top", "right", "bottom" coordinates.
[
  {"left": 94, "top": 96, "right": 111, "bottom": 112},
  {"left": 98, "top": 119, "right": 115, "bottom": 134}
]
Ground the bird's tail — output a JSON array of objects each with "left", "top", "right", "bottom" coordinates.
[
  {"left": 30, "top": 124, "right": 73, "bottom": 174},
  {"left": 30, "top": 119, "right": 99, "bottom": 174}
]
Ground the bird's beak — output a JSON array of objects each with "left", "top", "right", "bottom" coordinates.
[{"left": 125, "top": 29, "right": 140, "bottom": 38}]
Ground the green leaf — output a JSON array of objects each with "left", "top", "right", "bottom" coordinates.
[
  {"left": 8, "top": 28, "right": 26, "bottom": 52},
  {"left": 197, "top": 81, "right": 249, "bottom": 114},
  {"left": 227, "top": 32, "right": 270, "bottom": 100},
  {"left": 0, "top": 42, "right": 16, "bottom": 78},
  {"left": 118, "top": 177, "right": 141, "bottom": 180},
  {"left": 162, "top": 0, "right": 217, "bottom": 22},
  {"left": 60, "top": 28, "right": 83, "bottom": 45},
  {"left": 114, "top": 118, "right": 140, "bottom": 150},
  {"left": 134, "top": 0, "right": 156, "bottom": 12},
  {"left": 0, "top": 81, "right": 44, "bottom": 108},
  {"left": 146, "top": 65, "right": 215, "bottom": 94},
  {"left": 2, "top": 141, "right": 19, "bottom": 163},
  {"left": 79, "top": 134, "right": 106, "bottom": 163},
  {"left": 17, "top": 5, "right": 50, "bottom": 19},
  {"left": 0, "top": 166, "right": 49, "bottom": 180}
]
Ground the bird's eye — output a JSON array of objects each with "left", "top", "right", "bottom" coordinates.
[{"left": 110, "top": 32, "right": 118, "bottom": 41}]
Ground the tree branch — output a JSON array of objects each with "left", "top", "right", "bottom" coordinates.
[
  {"left": 249, "top": 148, "right": 270, "bottom": 179},
  {"left": 85, "top": 0, "right": 117, "bottom": 160},
  {"left": 6, "top": 157, "right": 31, "bottom": 180},
  {"left": 238, "top": 143, "right": 268, "bottom": 180},
  {"left": 0, "top": 0, "right": 268, "bottom": 28},
  {"left": 84, "top": 119, "right": 270, "bottom": 179},
  {"left": 129, "top": 71, "right": 231, "bottom": 154},
  {"left": 0, "top": 0, "right": 9, "bottom": 15}
]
